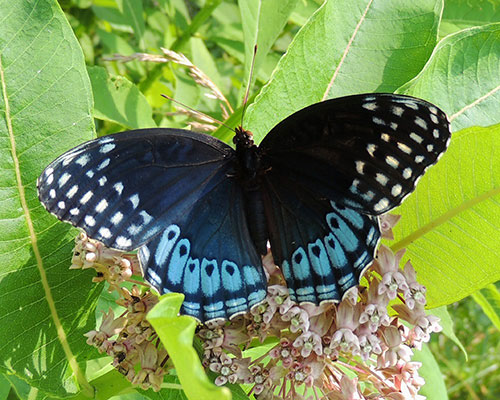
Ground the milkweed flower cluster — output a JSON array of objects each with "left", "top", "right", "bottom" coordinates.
[{"left": 72, "top": 215, "right": 441, "bottom": 398}]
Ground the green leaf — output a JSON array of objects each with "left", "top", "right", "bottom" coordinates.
[
  {"left": 472, "top": 284, "right": 500, "bottom": 330},
  {"left": 238, "top": 0, "right": 299, "bottom": 92},
  {"left": 0, "top": 374, "right": 10, "bottom": 400},
  {"left": 147, "top": 294, "right": 231, "bottom": 400},
  {"left": 116, "top": 0, "right": 146, "bottom": 48},
  {"left": 0, "top": 0, "right": 101, "bottom": 396},
  {"left": 391, "top": 124, "right": 500, "bottom": 307},
  {"left": 428, "top": 307, "right": 467, "bottom": 359},
  {"left": 413, "top": 344, "right": 449, "bottom": 400},
  {"left": 440, "top": 0, "right": 500, "bottom": 38},
  {"left": 88, "top": 65, "right": 156, "bottom": 129},
  {"left": 245, "top": 0, "right": 442, "bottom": 141},
  {"left": 398, "top": 23, "right": 500, "bottom": 131}
]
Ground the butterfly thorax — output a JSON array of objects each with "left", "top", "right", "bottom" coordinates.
[
  {"left": 233, "top": 126, "right": 269, "bottom": 255},
  {"left": 233, "top": 126, "right": 263, "bottom": 187}
]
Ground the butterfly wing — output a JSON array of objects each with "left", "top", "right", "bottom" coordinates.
[
  {"left": 38, "top": 128, "right": 266, "bottom": 321},
  {"left": 139, "top": 164, "right": 266, "bottom": 321},
  {"left": 262, "top": 171, "right": 380, "bottom": 304},
  {"left": 259, "top": 93, "right": 450, "bottom": 303},
  {"left": 259, "top": 93, "right": 451, "bottom": 215}
]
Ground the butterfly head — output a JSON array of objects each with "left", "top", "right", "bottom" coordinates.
[{"left": 233, "top": 126, "right": 255, "bottom": 149}]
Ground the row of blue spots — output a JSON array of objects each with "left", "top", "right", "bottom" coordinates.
[{"left": 142, "top": 223, "right": 265, "bottom": 320}]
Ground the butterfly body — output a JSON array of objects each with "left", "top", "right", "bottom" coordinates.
[{"left": 37, "top": 93, "right": 451, "bottom": 322}]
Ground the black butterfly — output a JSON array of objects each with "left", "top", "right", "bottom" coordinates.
[{"left": 37, "top": 93, "right": 451, "bottom": 322}]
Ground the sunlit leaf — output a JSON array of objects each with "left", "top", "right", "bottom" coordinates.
[
  {"left": 0, "top": 0, "right": 100, "bottom": 396},
  {"left": 246, "top": 0, "right": 442, "bottom": 141}
]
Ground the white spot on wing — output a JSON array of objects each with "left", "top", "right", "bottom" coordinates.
[
  {"left": 374, "top": 198, "right": 389, "bottom": 212},
  {"left": 85, "top": 215, "right": 96, "bottom": 226},
  {"left": 433, "top": 129, "right": 440, "bottom": 138},
  {"left": 70, "top": 208, "right": 79, "bottom": 215},
  {"left": 97, "top": 158, "right": 110, "bottom": 171},
  {"left": 49, "top": 189, "right": 56, "bottom": 198},
  {"left": 99, "top": 176, "right": 107, "bottom": 186},
  {"left": 76, "top": 154, "right": 90, "bottom": 166},
  {"left": 58, "top": 173, "right": 71, "bottom": 187},
  {"left": 362, "top": 102, "right": 377, "bottom": 111},
  {"left": 429, "top": 106, "right": 438, "bottom": 114},
  {"left": 403, "top": 168, "right": 412, "bottom": 179},
  {"left": 111, "top": 212, "right": 123, "bottom": 225},
  {"left": 381, "top": 133, "right": 390, "bottom": 142},
  {"left": 385, "top": 156, "right": 399, "bottom": 169},
  {"left": 415, "top": 155, "right": 424, "bottom": 163},
  {"left": 114, "top": 182, "right": 124, "bottom": 195},
  {"left": 95, "top": 199, "right": 108, "bottom": 213},
  {"left": 99, "top": 227, "right": 111, "bottom": 238},
  {"left": 430, "top": 114, "right": 439, "bottom": 124},
  {"left": 128, "top": 224, "right": 142, "bottom": 235},
  {"left": 86, "top": 170, "right": 95, "bottom": 178},
  {"left": 57, "top": 201, "right": 65, "bottom": 209},
  {"left": 390, "top": 122, "right": 398, "bottom": 131},
  {"left": 67, "top": 185, "right": 78, "bottom": 199},
  {"left": 415, "top": 117, "right": 427, "bottom": 130},
  {"left": 116, "top": 236, "right": 132, "bottom": 247},
  {"left": 80, "top": 191, "right": 93, "bottom": 204},
  {"left": 410, "top": 132, "right": 423, "bottom": 144},
  {"left": 46, "top": 174, "right": 54, "bottom": 184},
  {"left": 140, "top": 210, "right": 153, "bottom": 224},
  {"left": 376, "top": 173, "right": 388, "bottom": 186},
  {"left": 130, "top": 194, "right": 139, "bottom": 209},
  {"left": 397, "top": 142, "right": 412, "bottom": 154},
  {"left": 45, "top": 167, "right": 54, "bottom": 176},
  {"left": 392, "top": 106, "right": 404, "bottom": 117},
  {"left": 373, "top": 117, "right": 385, "bottom": 125},
  {"left": 366, "top": 143, "right": 376, "bottom": 157},
  {"left": 100, "top": 143, "right": 116, "bottom": 153},
  {"left": 391, "top": 184, "right": 402, "bottom": 197},
  {"left": 355, "top": 161, "right": 365, "bottom": 175},
  {"left": 427, "top": 144, "right": 434, "bottom": 152}
]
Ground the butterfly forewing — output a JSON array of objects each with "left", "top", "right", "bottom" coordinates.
[
  {"left": 260, "top": 93, "right": 451, "bottom": 215},
  {"left": 38, "top": 129, "right": 234, "bottom": 250}
]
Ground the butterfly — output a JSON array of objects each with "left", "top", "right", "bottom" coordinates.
[{"left": 37, "top": 93, "right": 451, "bottom": 322}]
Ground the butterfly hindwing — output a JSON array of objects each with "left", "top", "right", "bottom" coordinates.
[
  {"left": 139, "top": 164, "right": 266, "bottom": 321},
  {"left": 260, "top": 93, "right": 451, "bottom": 215},
  {"left": 263, "top": 170, "right": 381, "bottom": 304}
]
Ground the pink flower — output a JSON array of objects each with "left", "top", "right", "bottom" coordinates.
[
  {"left": 379, "top": 214, "right": 402, "bottom": 240},
  {"left": 402, "top": 261, "right": 427, "bottom": 309},
  {"left": 378, "top": 326, "right": 413, "bottom": 367},
  {"left": 393, "top": 304, "right": 442, "bottom": 344},
  {"left": 281, "top": 306, "right": 310, "bottom": 333},
  {"left": 374, "top": 246, "right": 409, "bottom": 300},
  {"left": 293, "top": 331, "right": 323, "bottom": 357}
]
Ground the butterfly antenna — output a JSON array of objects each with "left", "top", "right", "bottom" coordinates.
[
  {"left": 161, "top": 94, "right": 236, "bottom": 133},
  {"left": 241, "top": 45, "right": 258, "bottom": 129}
]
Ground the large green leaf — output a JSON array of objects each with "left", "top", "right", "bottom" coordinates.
[
  {"left": 398, "top": 23, "right": 500, "bottom": 131},
  {"left": 391, "top": 125, "right": 500, "bottom": 307},
  {"left": 0, "top": 0, "right": 100, "bottom": 396},
  {"left": 147, "top": 294, "right": 231, "bottom": 400},
  {"left": 245, "top": 0, "right": 442, "bottom": 141},
  {"left": 440, "top": 0, "right": 500, "bottom": 38},
  {"left": 238, "top": 0, "right": 299, "bottom": 93}
]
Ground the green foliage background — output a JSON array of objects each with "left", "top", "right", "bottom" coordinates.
[{"left": 0, "top": 0, "right": 499, "bottom": 399}]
